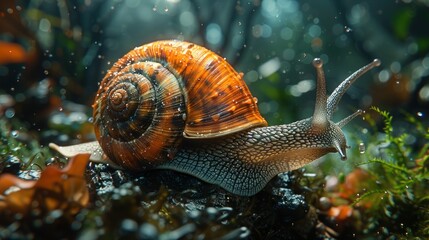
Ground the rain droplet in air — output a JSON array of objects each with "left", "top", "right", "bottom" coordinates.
[
  {"left": 5, "top": 109, "right": 15, "bottom": 118},
  {"left": 359, "top": 142, "right": 365, "bottom": 154}
]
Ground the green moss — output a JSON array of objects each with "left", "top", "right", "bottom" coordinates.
[
  {"left": 0, "top": 118, "right": 52, "bottom": 171},
  {"left": 352, "top": 107, "right": 429, "bottom": 238}
]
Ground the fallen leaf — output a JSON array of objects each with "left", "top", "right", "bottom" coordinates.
[{"left": 0, "top": 153, "right": 90, "bottom": 215}]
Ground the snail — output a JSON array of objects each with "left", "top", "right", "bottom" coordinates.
[{"left": 49, "top": 40, "right": 380, "bottom": 196}]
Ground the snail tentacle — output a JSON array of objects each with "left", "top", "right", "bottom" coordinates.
[
  {"left": 311, "top": 58, "right": 329, "bottom": 132},
  {"left": 327, "top": 59, "right": 381, "bottom": 118}
]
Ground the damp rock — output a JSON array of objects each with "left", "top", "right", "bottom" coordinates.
[
  {"left": 271, "top": 187, "right": 309, "bottom": 223},
  {"left": 111, "top": 170, "right": 128, "bottom": 187},
  {"left": 0, "top": 155, "right": 22, "bottom": 175},
  {"left": 133, "top": 169, "right": 223, "bottom": 198},
  {"left": 87, "top": 163, "right": 116, "bottom": 196},
  {"left": 271, "top": 172, "right": 295, "bottom": 188}
]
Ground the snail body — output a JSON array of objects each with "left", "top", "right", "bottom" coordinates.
[{"left": 50, "top": 40, "right": 380, "bottom": 196}]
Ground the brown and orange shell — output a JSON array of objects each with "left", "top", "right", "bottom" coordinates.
[{"left": 93, "top": 40, "right": 267, "bottom": 170}]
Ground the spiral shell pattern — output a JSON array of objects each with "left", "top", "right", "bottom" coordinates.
[{"left": 93, "top": 40, "right": 267, "bottom": 170}]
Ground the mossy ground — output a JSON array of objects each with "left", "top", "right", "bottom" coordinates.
[{"left": 1, "top": 107, "right": 429, "bottom": 239}]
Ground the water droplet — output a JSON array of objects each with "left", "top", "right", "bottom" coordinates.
[
  {"left": 211, "top": 91, "right": 219, "bottom": 99},
  {"left": 228, "top": 105, "right": 236, "bottom": 113},
  {"left": 417, "top": 112, "right": 423, "bottom": 117},
  {"left": 344, "top": 26, "right": 352, "bottom": 32},
  {"left": 253, "top": 97, "right": 258, "bottom": 104},
  {"left": 359, "top": 142, "right": 365, "bottom": 154},
  {"left": 58, "top": 107, "right": 63, "bottom": 111},
  {"left": 11, "top": 130, "right": 19, "bottom": 138},
  {"left": 211, "top": 114, "right": 220, "bottom": 122}
]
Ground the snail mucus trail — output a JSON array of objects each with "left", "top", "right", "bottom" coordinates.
[{"left": 50, "top": 40, "right": 381, "bottom": 196}]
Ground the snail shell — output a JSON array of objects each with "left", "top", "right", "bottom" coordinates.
[{"left": 93, "top": 40, "right": 267, "bottom": 170}]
